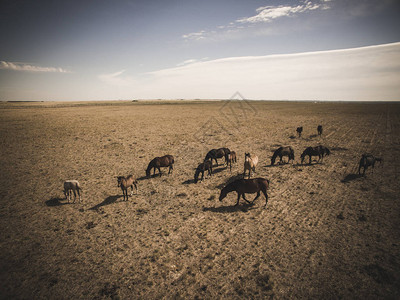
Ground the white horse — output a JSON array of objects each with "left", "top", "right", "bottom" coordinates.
[
  {"left": 243, "top": 153, "right": 258, "bottom": 179},
  {"left": 63, "top": 180, "right": 82, "bottom": 203}
]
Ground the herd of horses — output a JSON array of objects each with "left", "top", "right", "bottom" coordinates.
[{"left": 63, "top": 124, "right": 383, "bottom": 206}]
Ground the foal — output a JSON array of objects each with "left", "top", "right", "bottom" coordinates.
[
  {"left": 243, "top": 153, "right": 258, "bottom": 179},
  {"left": 117, "top": 175, "right": 138, "bottom": 201}
]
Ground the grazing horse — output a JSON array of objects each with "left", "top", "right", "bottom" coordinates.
[
  {"left": 194, "top": 160, "right": 213, "bottom": 183},
  {"left": 226, "top": 151, "right": 237, "bottom": 171},
  {"left": 205, "top": 148, "right": 230, "bottom": 166},
  {"left": 219, "top": 178, "right": 269, "bottom": 207},
  {"left": 317, "top": 125, "right": 323, "bottom": 136},
  {"left": 63, "top": 180, "right": 82, "bottom": 203},
  {"left": 296, "top": 126, "right": 303, "bottom": 137},
  {"left": 243, "top": 153, "right": 258, "bottom": 178},
  {"left": 358, "top": 153, "right": 383, "bottom": 176},
  {"left": 146, "top": 155, "right": 174, "bottom": 177},
  {"left": 271, "top": 146, "right": 295, "bottom": 165},
  {"left": 117, "top": 175, "right": 138, "bottom": 201},
  {"left": 300, "top": 146, "right": 331, "bottom": 164}
]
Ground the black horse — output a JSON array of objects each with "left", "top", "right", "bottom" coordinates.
[
  {"left": 271, "top": 146, "right": 295, "bottom": 165},
  {"left": 194, "top": 160, "right": 213, "bottom": 183},
  {"left": 296, "top": 127, "right": 303, "bottom": 137},
  {"left": 205, "top": 148, "right": 230, "bottom": 166},
  {"left": 300, "top": 146, "right": 331, "bottom": 164},
  {"left": 317, "top": 125, "right": 323, "bottom": 136},
  {"left": 358, "top": 153, "right": 383, "bottom": 176}
]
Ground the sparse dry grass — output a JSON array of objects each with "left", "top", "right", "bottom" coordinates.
[{"left": 0, "top": 100, "right": 399, "bottom": 299}]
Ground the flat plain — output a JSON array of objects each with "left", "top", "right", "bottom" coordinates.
[{"left": 0, "top": 100, "right": 399, "bottom": 299}]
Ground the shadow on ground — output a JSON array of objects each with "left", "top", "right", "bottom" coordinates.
[
  {"left": 341, "top": 173, "right": 363, "bottom": 183},
  {"left": 203, "top": 202, "right": 256, "bottom": 213},
  {"left": 89, "top": 195, "right": 122, "bottom": 210},
  {"left": 45, "top": 197, "right": 69, "bottom": 207}
]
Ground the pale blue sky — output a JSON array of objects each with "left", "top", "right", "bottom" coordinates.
[{"left": 1, "top": 0, "right": 400, "bottom": 101}]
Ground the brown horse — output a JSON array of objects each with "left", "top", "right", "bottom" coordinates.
[
  {"left": 317, "top": 125, "right": 323, "bottom": 136},
  {"left": 296, "top": 126, "right": 303, "bottom": 137},
  {"left": 146, "top": 155, "right": 174, "bottom": 177},
  {"left": 194, "top": 160, "right": 213, "bottom": 183},
  {"left": 300, "top": 146, "right": 330, "bottom": 164},
  {"left": 205, "top": 148, "right": 230, "bottom": 166},
  {"left": 226, "top": 151, "right": 237, "bottom": 171},
  {"left": 358, "top": 153, "right": 383, "bottom": 176},
  {"left": 219, "top": 178, "right": 269, "bottom": 207},
  {"left": 117, "top": 175, "right": 138, "bottom": 201},
  {"left": 271, "top": 146, "right": 294, "bottom": 165}
]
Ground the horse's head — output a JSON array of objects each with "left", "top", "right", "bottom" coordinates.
[
  {"left": 325, "top": 147, "right": 331, "bottom": 156},
  {"left": 117, "top": 176, "right": 123, "bottom": 187},
  {"left": 219, "top": 187, "right": 228, "bottom": 201},
  {"left": 270, "top": 156, "right": 276, "bottom": 166},
  {"left": 194, "top": 169, "right": 200, "bottom": 183},
  {"left": 300, "top": 152, "right": 306, "bottom": 164}
]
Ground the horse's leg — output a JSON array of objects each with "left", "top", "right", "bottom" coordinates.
[
  {"left": 235, "top": 193, "right": 241, "bottom": 206},
  {"left": 242, "top": 194, "right": 252, "bottom": 204},
  {"left": 252, "top": 191, "right": 260, "bottom": 204},
  {"left": 262, "top": 189, "right": 269, "bottom": 207},
  {"left": 130, "top": 185, "right": 134, "bottom": 196},
  {"left": 201, "top": 171, "right": 204, "bottom": 181},
  {"left": 77, "top": 189, "right": 81, "bottom": 202},
  {"left": 158, "top": 167, "right": 162, "bottom": 177},
  {"left": 168, "top": 164, "right": 173, "bottom": 175},
  {"left": 309, "top": 155, "right": 312, "bottom": 165}
]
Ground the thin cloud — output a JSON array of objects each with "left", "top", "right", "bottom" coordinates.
[
  {"left": 0, "top": 61, "right": 70, "bottom": 73},
  {"left": 137, "top": 42, "right": 400, "bottom": 101},
  {"left": 237, "top": 2, "right": 323, "bottom": 24}
]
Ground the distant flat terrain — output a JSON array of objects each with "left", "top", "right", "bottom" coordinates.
[{"left": 0, "top": 100, "right": 399, "bottom": 299}]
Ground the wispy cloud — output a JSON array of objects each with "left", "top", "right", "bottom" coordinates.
[
  {"left": 0, "top": 61, "right": 70, "bottom": 73},
  {"left": 176, "top": 58, "right": 209, "bottom": 67},
  {"left": 237, "top": 1, "right": 323, "bottom": 24},
  {"left": 112, "top": 42, "right": 400, "bottom": 101},
  {"left": 183, "top": 0, "right": 329, "bottom": 41}
]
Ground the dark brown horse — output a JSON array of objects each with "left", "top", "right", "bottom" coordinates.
[
  {"left": 117, "top": 175, "right": 138, "bottom": 201},
  {"left": 219, "top": 178, "right": 269, "bottom": 207},
  {"left": 146, "top": 155, "right": 174, "bottom": 177},
  {"left": 271, "top": 146, "right": 294, "bottom": 165},
  {"left": 300, "top": 146, "right": 331, "bottom": 164},
  {"left": 205, "top": 148, "right": 230, "bottom": 166},
  {"left": 296, "top": 126, "right": 303, "bottom": 137},
  {"left": 226, "top": 151, "right": 237, "bottom": 171},
  {"left": 358, "top": 153, "right": 383, "bottom": 176},
  {"left": 194, "top": 160, "right": 213, "bottom": 183},
  {"left": 317, "top": 125, "right": 323, "bottom": 136}
]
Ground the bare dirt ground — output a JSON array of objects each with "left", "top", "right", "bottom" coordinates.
[{"left": 0, "top": 100, "right": 399, "bottom": 299}]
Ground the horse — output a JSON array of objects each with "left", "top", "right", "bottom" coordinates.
[
  {"left": 146, "top": 155, "right": 174, "bottom": 177},
  {"left": 358, "top": 153, "right": 383, "bottom": 176},
  {"left": 205, "top": 148, "right": 230, "bottom": 166},
  {"left": 296, "top": 126, "right": 303, "bottom": 137},
  {"left": 63, "top": 180, "right": 82, "bottom": 203},
  {"left": 194, "top": 160, "right": 213, "bottom": 183},
  {"left": 226, "top": 151, "right": 237, "bottom": 171},
  {"left": 317, "top": 125, "right": 323, "bottom": 136},
  {"left": 300, "top": 146, "right": 331, "bottom": 164},
  {"left": 219, "top": 178, "right": 269, "bottom": 207},
  {"left": 243, "top": 153, "right": 258, "bottom": 178},
  {"left": 271, "top": 146, "right": 294, "bottom": 165},
  {"left": 117, "top": 175, "right": 138, "bottom": 201}
]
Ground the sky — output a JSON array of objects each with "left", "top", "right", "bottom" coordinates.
[{"left": 0, "top": 0, "right": 400, "bottom": 101}]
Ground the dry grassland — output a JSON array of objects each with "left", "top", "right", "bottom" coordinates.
[{"left": 0, "top": 100, "right": 399, "bottom": 299}]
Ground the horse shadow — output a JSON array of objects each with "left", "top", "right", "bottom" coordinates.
[
  {"left": 203, "top": 202, "right": 256, "bottom": 213},
  {"left": 215, "top": 174, "right": 243, "bottom": 189},
  {"left": 182, "top": 179, "right": 195, "bottom": 184},
  {"left": 341, "top": 173, "right": 363, "bottom": 183},
  {"left": 212, "top": 166, "right": 228, "bottom": 174},
  {"left": 309, "top": 134, "right": 318, "bottom": 138},
  {"left": 45, "top": 197, "right": 69, "bottom": 207},
  {"left": 89, "top": 195, "right": 122, "bottom": 210}
]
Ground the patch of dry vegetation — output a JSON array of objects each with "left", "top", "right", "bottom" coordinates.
[{"left": 0, "top": 100, "right": 399, "bottom": 299}]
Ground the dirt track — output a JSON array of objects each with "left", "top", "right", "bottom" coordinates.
[{"left": 0, "top": 100, "right": 399, "bottom": 299}]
